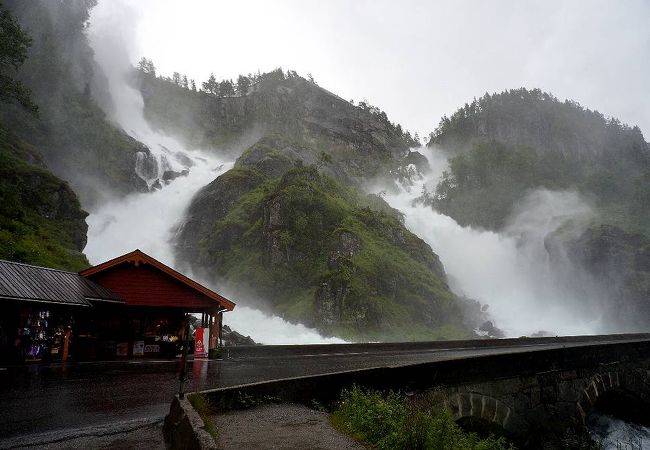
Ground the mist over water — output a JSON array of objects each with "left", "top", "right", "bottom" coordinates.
[
  {"left": 84, "top": 2, "right": 340, "bottom": 345},
  {"left": 589, "top": 414, "right": 650, "bottom": 449},
  {"left": 381, "top": 149, "right": 605, "bottom": 337}
]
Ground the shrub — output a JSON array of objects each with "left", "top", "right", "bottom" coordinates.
[{"left": 333, "top": 385, "right": 513, "bottom": 450}]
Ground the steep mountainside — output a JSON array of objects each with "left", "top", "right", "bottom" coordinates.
[
  {"left": 177, "top": 159, "right": 464, "bottom": 341},
  {"left": 137, "top": 69, "right": 424, "bottom": 185},
  {"left": 0, "top": 126, "right": 88, "bottom": 270},
  {"left": 426, "top": 88, "right": 650, "bottom": 331},
  {"left": 426, "top": 88, "right": 650, "bottom": 233},
  {"left": 146, "top": 70, "right": 470, "bottom": 340},
  {"left": 0, "top": 2, "right": 88, "bottom": 270},
  {"left": 0, "top": 0, "right": 149, "bottom": 206}
]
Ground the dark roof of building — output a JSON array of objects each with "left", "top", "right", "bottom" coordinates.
[
  {"left": 80, "top": 249, "right": 236, "bottom": 311},
  {"left": 0, "top": 260, "right": 123, "bottom": 307}
]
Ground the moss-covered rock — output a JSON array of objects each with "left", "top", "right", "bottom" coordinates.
[
  {"left": 0, "top": 126, "right": 89, "bottom": 270},
  {"left": 177, "top": 163, "right": 465, "bottom": 341}
]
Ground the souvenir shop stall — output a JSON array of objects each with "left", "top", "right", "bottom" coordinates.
[{"left": 1, "top": 249, "right": 235, "bottom": 363}]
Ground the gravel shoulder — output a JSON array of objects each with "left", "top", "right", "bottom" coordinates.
[{"left": 211, "top": 403, "right": 364, "bottom": 450}]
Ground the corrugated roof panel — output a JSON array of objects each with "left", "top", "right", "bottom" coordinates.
[{"left": 0, "top": 260, "right": 123, "bottom": 306}]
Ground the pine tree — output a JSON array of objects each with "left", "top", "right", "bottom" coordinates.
[
  {"left": 202, "top": 73, "right": 218, "bottom": 95},
  {"left": 0, "top": 4, "right": 38, "bottom": 114},
  {"left": 236, "top": 74, "right": 250, "bottom": 96},
  {"left": 219, "top": 79, "right": 234, "bottom": 97}
]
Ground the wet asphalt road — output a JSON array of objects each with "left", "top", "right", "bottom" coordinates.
[{"left": 0, "top": 337, "right": 646, "bottom": 443}]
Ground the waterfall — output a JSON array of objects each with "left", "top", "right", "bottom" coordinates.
[
  {"left": 85, "top": 1, "right": 343, "bottom": 345},
  {"left": 380, "top": 148, "right": 605, "bottom": 337}
]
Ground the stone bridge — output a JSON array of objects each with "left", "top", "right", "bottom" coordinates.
[{"left": 181, "top": 334, "right": 650, "bottom": 446}]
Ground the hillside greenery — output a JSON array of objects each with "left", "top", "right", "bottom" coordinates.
[
  {"left": 0, "top": 0, "right": 148, "bottom": 206},
  {"left": 136, "top": 64, "right": 420, "bottom": 151},
  {"left": 135, "top": 65, "right": 422, "bottom": 186},
  {"left": 0, "top": 3, "right": 88, "bottom": 270},
  {"left": 186, "top": 165, "right": 464, "bottom": 341},
  {"left": 0, "top": 126, "right": 88, "bottom": 270},
  {"left": 426, "top": 88, "right": 650, "bottom": 234},
  {"left": 332, "top": 386, "right": 513, "bottom": 450}
]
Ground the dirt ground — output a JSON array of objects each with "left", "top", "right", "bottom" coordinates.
[{"left": 211, "top": 403, "right": 364, "bottom": 450}]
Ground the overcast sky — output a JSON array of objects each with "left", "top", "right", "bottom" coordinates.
[{"left": 99, "top": 0, "right": 650, "bottom": 139}]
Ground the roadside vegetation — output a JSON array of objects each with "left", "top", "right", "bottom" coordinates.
[
  {"left": 187, "top": 393, "right": 219, "bottom": 441},
  {"left": 331, "top": 385, "right": 514, "bottom": 450}
]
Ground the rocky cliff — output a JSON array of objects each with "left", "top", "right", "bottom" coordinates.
[
  {"left": 147, "top": 67, "right": 474, "bottom": 340},
  {"left": 426, "top": 89, "right": 650, "bottom": 233},
  {"left": 175, "top": 131, "right": 465, "bottom": 340},
  {"left": 0, "top": 0, "right": 150, "bottom": 207},
  {"left": 138, "top": 71, "right": 423, "bottom": 186},
  {"left": 0, "top": 126, "right": 89, "bottom": 270},
  {"left": 548, "top": 225, "right": 650, "bottom": 331}
]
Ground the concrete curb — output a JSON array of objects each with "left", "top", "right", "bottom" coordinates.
[{"left": 164, "top": 396, "right": 217, "bottom": 450}]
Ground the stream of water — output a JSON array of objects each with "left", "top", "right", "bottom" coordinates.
[
  {"left": 381, "top": 149, "right": 605, "bottom": 337},
  {"left": 380, "top": 149, "right": 650, "bottom": 443},
  {"left": 85, "top": 3, "right": 343, "bottom": 345}
]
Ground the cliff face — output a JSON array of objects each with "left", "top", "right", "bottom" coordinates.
[
  {"left": 139, "top": 73, "right": 422, "bottom": 186},
  {"left": 426, "top": 88, "right": 650, "bottom": 234},
  {"left": 0, "top": 126, "right": 89, "bottom": 270},
  {"left": 0, "top": 0, "right": 149, "bottom": 207},
  {"left": 563, "top": 225, "right": 650, "bottom": 331},
  {"left": 176, "top": 139, "right": 463, "bottom": 341},
  {"left": 427, "top": 88, "right": 650, "bottom": 333}
]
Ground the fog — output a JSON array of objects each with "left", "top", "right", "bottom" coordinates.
[
  {"left": 122, "top": 0, "right": 650, "bottom": 138},
  {"left": 379, "top": 149, "right": 607, "bottom": 337},
  {"left": 85, "top": 1, "right": 342, "bottom": 345}
]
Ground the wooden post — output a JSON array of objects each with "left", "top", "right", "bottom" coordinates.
[
  {"left": 209, "top": 312, "right": 218, "bottom": 351},
  {"left": 218, "top": 311, "right": 223, "bottom": 347},
  {"left": 62, "top": 329, "right": 71, "bottom": 362},
  {"left": 178, "top": 313, "right": 190, "bottom": 399}
]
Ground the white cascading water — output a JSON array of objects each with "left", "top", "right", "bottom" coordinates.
[
  {"left": 382, "top": 149, "right": 650, "bottom": 442},
  {"left": 85, "top": 2, "right": 343, "bottom": 345},
  {"left": 381, "top": 148, "right": 604, "bottom": 337}
]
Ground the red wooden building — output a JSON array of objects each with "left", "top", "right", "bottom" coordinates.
[{"left": 0, "top": 249, "right": 235, "bottom": 362}]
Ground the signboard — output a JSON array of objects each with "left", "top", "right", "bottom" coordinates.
[
  {"left": 195, "top": 327, "right": 209, "bottom": 358},
  {"left": 116, "top": 342, "right": 129, "bottom": 357},
  {"left": 144, "top": 344, "right": 160, "bottom": 354},
  {"left": 133, "top": 341, "right": 144, "bottom": 356}
]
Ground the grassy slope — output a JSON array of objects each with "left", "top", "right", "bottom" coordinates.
[
  {"left": 195, "top": 166, "right": 464, "bottom": 341},
  {"left": 0, "top": 126, "right": 89, "bottom": 270}
]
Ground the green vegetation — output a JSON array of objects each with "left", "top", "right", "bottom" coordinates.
[
  {"left": 332, "top": 386, "right": 513, "bottom": 450},
  {"left": 0, "top": 3, "right": 87, "bottom": 270},
  {"left": 426, "top": 88, "right": 650, "bottom": 235},
  {"left": 0, "top": 2, "right": 37, "bottom": 113},
  {"left": 187, "top": 165, "right": 465, "bottom": 341},
  {"left": 0, "top": 126, "right": 88, "bottom": 270},
  {"left": 0, "top": 0, "right": 148, "bottom": 205},
  {"left": 136, "top": 65, "right": 418, "bottom": 181},
  {"left": 187, "top": 393, "right": 219, "bottom": 441}
]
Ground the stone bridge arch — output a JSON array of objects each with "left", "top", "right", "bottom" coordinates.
[
  {"left": 576, "top": 369, "right": 650, "bottom": 424},
  {"left": 435, "top": 392, "right": 528, "bottom": 436}
]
